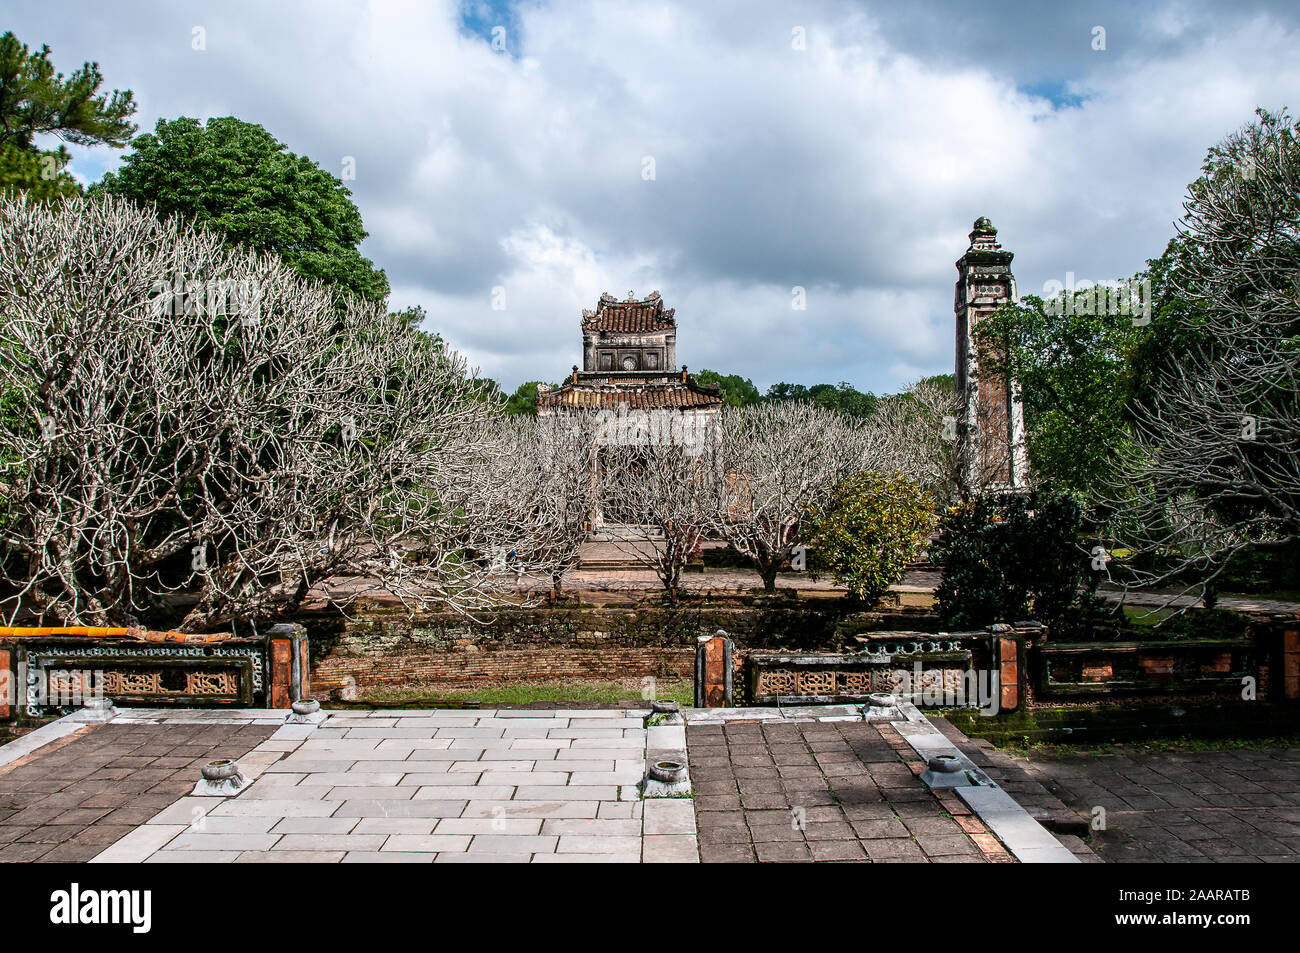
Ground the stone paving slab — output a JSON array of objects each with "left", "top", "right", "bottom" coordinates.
[
  {"left": 0, "top": 721, "right": 277, "bottom": 863},
  {"left": 686, "top": 717, "right": 1012, "bottom": 863},
  {"left": 1015, "top": 743, "right": 1300, "bottom": 863},
  {"left": 32, "top": 703, "right": 1272, "bottom": 864},
  {"left": 41, "top": 708, "right": 699, "bottom": 863}
]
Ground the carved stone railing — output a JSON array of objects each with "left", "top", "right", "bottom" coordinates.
[
  {"left": 0, "top": 624, "right": 309, "bottom": 720},
  {"left": 741, "top": 624, "right": 1035, "bottom": 711},
  {"left": 1037, "top": 638, "right": 1254, "bottom": 698}
]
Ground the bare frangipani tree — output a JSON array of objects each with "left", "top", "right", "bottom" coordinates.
[
  {"left": 711, "top": 401, "right": 865, "bottom": 591},
  {"left": 0, "top": 193, "right": 550, "bottom": 628},
  {"left": 601, "top": 421, "right": 720, "bottom": 604},
  {"left": 485, "top": 412, "right": 598, "bottom": 599},
  {"left": 1107, "top": 109, "right": 1300, "bottom": 600},
  {"left": 859, "top": 378, "right": 961, "bottom": 502}
]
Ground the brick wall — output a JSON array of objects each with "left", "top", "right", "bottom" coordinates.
[
  {"left": 301, "top": 601, "right": 937, "bottom": 696},
  {"left": 312, "top": 647, "right": 695, "bottom": 695}
]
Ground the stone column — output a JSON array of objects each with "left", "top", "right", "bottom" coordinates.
[
  {"left": 955, "top": 217, "right": 1028, "bottom": 496},
  {"left": 694, "top": 631, "right": 733, "bottom": 708},
  {"left": 266, "top": 622, "right": 309, "bottom": 707},
  {"left": 0, "top": 647, "right": 10, "bottom": 720}
]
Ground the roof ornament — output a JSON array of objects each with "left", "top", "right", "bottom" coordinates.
[{"left": 968, "top": 216, "right": 1002, "bottom": 251}]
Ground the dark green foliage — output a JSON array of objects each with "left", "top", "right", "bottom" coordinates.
[
  {"left": 695, "top": 369, "right": 761, "bottom": 407},
  {"left": 933, "top": 492, "right": 1087, "bottom": 628},
  {"left": 1070, "top": 606, "right": 1251, "bottom": 643},
  {"left": 0, "top": 141, "right": 80, "bottom": 199},
  {"left": 975, "top": 293, "right": 1146, "bottom": 498},
  {"left": 765, "top": 380, "right": 877, "bottom": 417},
  {"left": 0, "top": 31, "right": 137, "bottom": 150},
  {"left": 96, "top": 116, "right": 388, "bottom": 302},
  {"left": 919, "top": 373, "right": 955, "bottom": 392},
  {"left": 504, "top": 381, "right": 555, "bottom": 415}
]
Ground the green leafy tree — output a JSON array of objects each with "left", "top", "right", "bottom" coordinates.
[
  {"left": 390, "top": 304, "right": 426, "bottom": 331},
  {"left": 695, "top": 369, "right": 762, "bottom": 407},
  {"left": 0, "top": 31, "right": 137, "bottom": 151},
  {"left": 809, "top": 382, "right": 877, "bottom": 418},
  {"left": 975, "top": 291, "right": 1147, "bottom": 497},
  {"left": 807, "top": 472, "right": 936, "bottom": 604},
  {"left": 0, "top": 141, "right": 80, "bottom": 199},
  {"left": 918, "top": 373, "right": 955, "bottom": 392},
  {"left": 96, "top": 116, "right": 388, "bottom": 302},
  {"left": 766, "top": 380, "right": 877, "bottom": 417},
  {"left": 1109, "top": 108, "right": 1300, "bottom": 598},
  {"left": 932, "top": 492, "right": 1086, "bottom": 629},
  {"left": 765, "top": 381, "right": 809, "bottom": 402},
  {"left": 503, "top": 381, "right": 556, "bottom": 415}
]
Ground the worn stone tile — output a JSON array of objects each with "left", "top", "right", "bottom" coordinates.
[
  {"left": 533, "top": 851, "right": 639, "bottom": 863},
  {"left": 273, "top": 833, "right": 387, "bottom": 851},
  {"left": 435, "top": 818, "right": 543, "bottom": 835},
  {"left": 145, "top": 850, "right": 242, "bottom": 863},
  {"left": 462, "top": 800, "right": 600, "bottom": 819},
  {"left": 352, "top": 817, "right": 439, "bottom": 835},
  {"left": 467, "top": 834, "right": 559, "bottom": 853},
  {"left": 331, "top": 799, "right": 466, "bottom": 818},
  {"left": 235, "top": 850, "right": 346, "bottom": 863},
  {"left": 271, "top": 816, "right": 360, "bottom": 835},
  {"left": 342, "top": 851, "right": 438, "bottom": 862},
  {"left": 643, "top": 834, "right": 699, "bottom": 862},
  {"left": 164, "top": 832, "right": 281, "bottom": 852},
  {"left": 381, "top": 834, "right": 474, "bottom": 852},
  {"left": 412, "top": 785, "right": 515, "bottom": 800}
]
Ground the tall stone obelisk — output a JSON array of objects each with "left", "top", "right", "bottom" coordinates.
[{"left": 954, "top": 217, "right": 1028, "bottom": 496}]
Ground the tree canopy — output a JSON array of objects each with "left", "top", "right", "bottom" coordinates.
[
  {"left": 695, "top": 369, "right": 762, "bottom": 407},
  {"left": 0, "top": 31, "right": 137, "bottom": 151},
  {"left": 765, "top": 380, "right": 878, "bottom": 417},
  {"left": 96, "top": 116, "right": 389, "bottom": 302},
  {"left": 0, "top": 141, "right": 80, "bottom": 200}
]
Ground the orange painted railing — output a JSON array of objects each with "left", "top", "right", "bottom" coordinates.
[{"left": 0, "top": 626, "right": 234, "bottom": 643}]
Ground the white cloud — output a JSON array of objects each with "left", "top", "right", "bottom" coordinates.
[{"left": 8, "top": 0, "right": 1299, "bottom": 395}]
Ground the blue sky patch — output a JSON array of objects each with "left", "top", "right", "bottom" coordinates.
[
  {"left": 459, "top": 0, "right": 522, "bottom": 58},
  {"left": 1019, "top": 80, "right": 1087, "bottom": 110}
]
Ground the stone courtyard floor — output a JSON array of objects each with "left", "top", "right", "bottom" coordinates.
[
  {"left": 1015, "top": 744, "right": 1300, "bottom": 863},
  {"left": 2, "top": 705, "right": 1296, "bottom": 863},
  {"left": 3, "top": 708, "right": 694, "bottom": 863},
  {"left": 0, "top": 720, "right": 276, "bottom": 862},
  {"left": 687, "top": 718, "right": 1008, "bottom": 862}
]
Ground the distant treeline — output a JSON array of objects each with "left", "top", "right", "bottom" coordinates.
[{"left": 489, "top": 371, "right": 956, "bottom": 416}]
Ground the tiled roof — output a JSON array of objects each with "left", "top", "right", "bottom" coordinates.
[
  {"left": 582, "top": 291, "right": 676, "bottom": 333},
  {"left": 538, "top": 380, "right": 724, "bottom": 411}
]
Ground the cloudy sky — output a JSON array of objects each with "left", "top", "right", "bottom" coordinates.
[{"left": 8, "top": 1, "right": 1299, "bottom": 393}]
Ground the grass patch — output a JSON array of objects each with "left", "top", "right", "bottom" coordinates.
[
  {"left": 350, "top": 677, "right": 693, "bottom": 707},
  {"left": 1120, "top": 605, "right": 1179, "bottom": 628}
]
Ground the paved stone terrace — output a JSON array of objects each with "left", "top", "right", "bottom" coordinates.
[
  {"left": 91, "top": 709, "right": 697, "bottom": 863},
  {"left": 1016, "top": 745, "right": 1300, "bottom": 863},
  {"left": 687, "top": 718, "right": 1015, "bottom": 863},
  {"left": 17, "top": 704, "right": 1298, "bottom": 864},
  {"left": 0, "top": 721, "right": 276, "bottom": 862}
]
